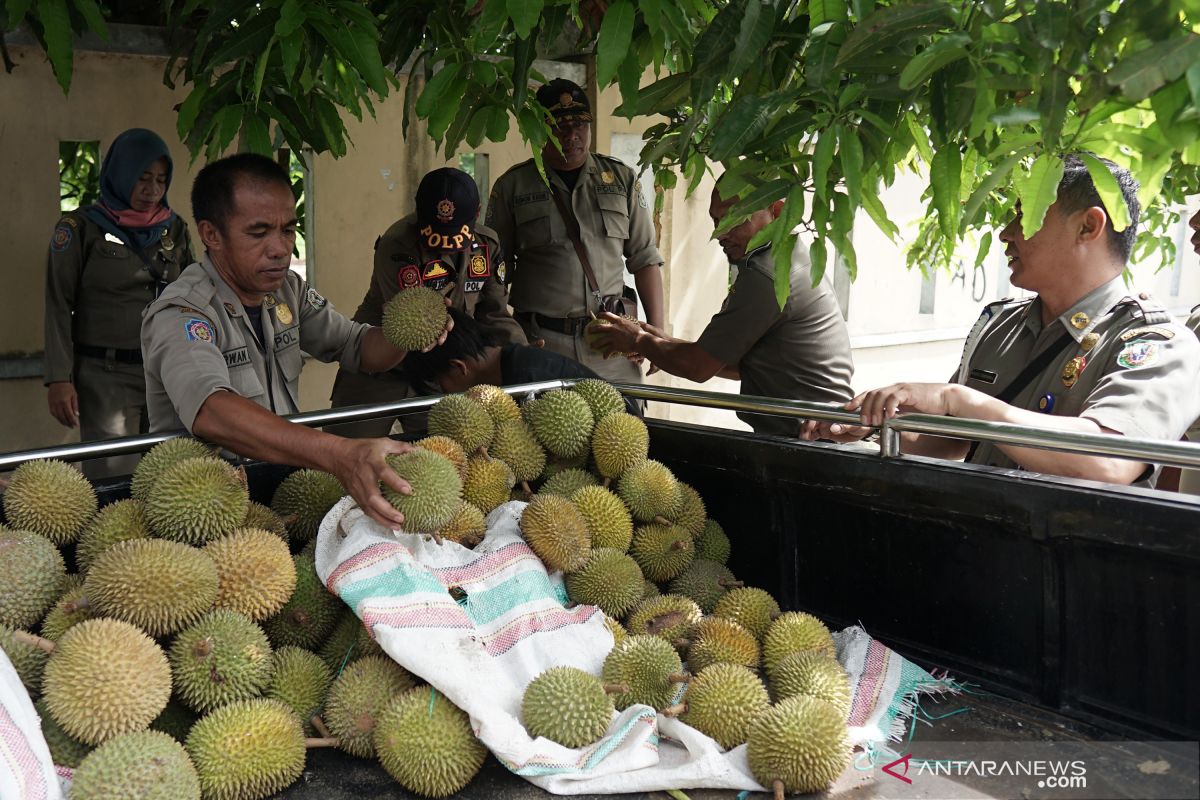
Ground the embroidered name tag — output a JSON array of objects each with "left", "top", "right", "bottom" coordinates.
[
  {"left": 1119, "top": 325, "right": 1175, "bottom": 342},
  {"left": 513, "top": 191, "right": 550, "bottom": 207},
  {"left": 274, "top": 326, "right": 299, "bottom": 349},
  {"left": 463, "top": 279, "right": 485, "bottom": 293},
  {"left": 223, "top": 347, "right": 250, "bottom": 367},
  {"left": 595, "top": 183, "right": 625, "bottom": 195}
]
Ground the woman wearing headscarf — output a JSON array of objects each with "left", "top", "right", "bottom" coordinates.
[{"left": 43, "top": 128, "right": 194, "bottom": 463}]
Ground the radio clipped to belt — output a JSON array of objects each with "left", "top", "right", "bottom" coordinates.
[{"left": 548, "top": 186, "right": 639, "bottom": 320}]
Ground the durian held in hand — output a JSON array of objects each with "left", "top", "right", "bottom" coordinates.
[{"left": 381, "top": 286, "right": 453, "bottom": 352}]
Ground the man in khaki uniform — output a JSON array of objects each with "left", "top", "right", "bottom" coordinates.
[
  {"left": 805, "top": 155, "right": 1200, "bottom": 486},
  {"left": 141, "top": 153, "right": 446, "bottom": 529},
  {"left": 1175, "top": 208, "right": 1200, "bottom": 493},
  {"left": 486, "top": 78, "right": 664, "bottom": 383},
  {"left": 589, "top": 186, "right": 854, "bottom": 435},
  {"left": 329, "top": 167, "right": 525, "bottom": 437}
]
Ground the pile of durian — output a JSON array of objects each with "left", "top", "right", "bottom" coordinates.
[{"left": 0, "top": 379, "right": 852, "bottom": 800}]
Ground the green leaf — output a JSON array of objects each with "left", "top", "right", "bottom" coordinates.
[
  {"left": 315, "top": 20, "right": 389, "bottom": 97},
  {"left": 415, "top": 63, "right": 461, "bottom": 119},
  {"left": 1013, "top": 153, "right": 1065, "bottom": 239},
  {"left": 1078, "top": 152, "right": 1131, "bottom": 233},
  {"left": 836, "top": 1, "right": 955, "bottom": 68},
  {"left": 812, "top": 127, "right": 835, "bottom": 201},
  {"left": 36, "top": 0, "right": 73, "bottom": 94},
  {"left": 465, "top": 106, "right": 490, "bottom": 148},
  {"left": 72, "top": 0, "right": 108, "bottom": 38},
  {"left": 899, "top": 32, "right": 969, "bottom": 91},
  {"left": 1106, "top": 35, "right": 1200, "bottom": 102},
  {"left": 176, "top": 84, "right": 208, "bottom": 140},
  {"left": 904, "top": 113, "right": 933, "bottom": 162},
  {"left": 427, "top": 72, "right": 467, "bottom": 142},
  {"left": 597, "top": 0, "right": 636, "bottom": 87},
  {"left": 860, "top": 185, "right": 899, "bottom": 241},
  {"left": 729, "top": 0, "right": 775, "bottom": 77},
  {"left": 276, "top": 0, "right": 305, "bottom": 38},
  {"left": 1037, "top": 67, "right": 1070, "bottom": 152},
  {"left": 809, "top": 237, "right": 828, "bottom": 285},
  {"left": 6, "top": 0, "right": 33, "bottom": 22},
  {"left": 929, "top": 145, "right": 961, "bottom": 239},
  {"left": 838, "top": 125, "right": 863, "bottom": 208},
  {"left": 506, "top": 0, "right": 543, "bottom": 40},
  {"left": 241, "top": 112, "right": 273, "bottom": 154},
  {"left": 486, "top": 105, "right": 510, "bottom": 141},
  {"left": 708, "top": 94, "right": 779, "bottom": 162},
  {"left": 212, "top": 104, "right": 245, "bottom": 154},
  {"left": 810, "top": 0, "right": 847, "bottom": 27},
  {"left": 746, "top": 213, "right": 784, "bottom": 253},
  {"left": 773, "top": 230, "right": 796, "bottom": 309},
  {"left": 960, "top": 148, "right": 1031, "bottom": 229},
  {"left": 1134, "top": 151, "right": 1172, "bottom": 212},
  {"left": 616, "top": 73, "right": 690, "bottom": 117},
  {"left": 251, "top": 37, "right": 274, "bottom": 103},
  {"left": 616, "top": 50, "right": 642, "bottom": 119},
  {"left": 805, "top": 25, "right": 844, "bottom": 90},
  {"left": 511, "top": 33, "right": 535, "bottom": 111},
  {"left": 715, "top": 178, "right": 791, "bottom": 236}
]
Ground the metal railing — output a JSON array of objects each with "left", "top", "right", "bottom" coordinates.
[{"left": 4, "top": 380, "right": 1200, "bottom": 473}]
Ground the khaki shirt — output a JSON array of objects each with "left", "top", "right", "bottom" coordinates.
[
  {"left": 44, "top": 211, "right": 193, "bottom": 383},
  {"left": 350, "top": 214, "right": 525, "bottom": 344},
  {"left": 486, "top": 153, "right": 663, "bottom": 318},
  {"left": 696, "top": 242, "right": 854, "bottom": 435},
  {"left": 955, "top": 277, "right": 1200, "bottom": 470},
  {"left": 141, "top": 255, "right": 368, "bottom": 432},
  {"left": 1186, "top": 307, "right": 1200, "bottom": 442}
]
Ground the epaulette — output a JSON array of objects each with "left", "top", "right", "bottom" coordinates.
[{"left": 1116, "top": 292, "right": 1172, "bottom": 325}]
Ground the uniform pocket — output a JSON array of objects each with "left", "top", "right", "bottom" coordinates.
[
  {"left": 514, "top": 201, "right": 555, "bottom": 249},
  {"left": 228, "top": 364, "right": 266, "bottom": 400},
  {"left": 596, "top": 192, "right": 630, "bottom": 239},
  {"left": 277, "top": 348, "right": 304, "bottom": 410}
]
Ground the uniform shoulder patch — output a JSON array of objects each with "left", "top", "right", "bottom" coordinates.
[
  {"left": 50, "top": 221, "right": 75, "bottom": 253},
  {"left": 1116, "top": 340, "right": 1160, "bottom": 369},
  {"left": 305, "top": 287, "right": 327, "bottom": 310},
  {"left": 398, "top": 263, "right": 422, "bottom": 290},
  {"left": 184, "top": 317, "right": 216, "bottom": 344},
  {"left": 1119, "top": 325, "right": 1175, "bottom": 342}
]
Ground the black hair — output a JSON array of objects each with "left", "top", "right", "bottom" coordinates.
[
  {"left": 1057, "top": 154, "right": 1140, "bottom": 263},
  {"left": 191, "top": 153, "right": 292, "bottom": 232},
  {"left": 403, "top": 308, "right": 499, "bottom": 391}
]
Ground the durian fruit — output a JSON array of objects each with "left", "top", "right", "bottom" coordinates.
[
  {"left": 242, "top": 501, "right": 289, "bottom": 539},
  {"left": 42, "top": 582, "right": 96, "bottom": 643},
  {"left": 438, "top": 501, "right": 487, "bottom": 547},
  {"left": 205, "top": 528, "right": 297, "bottom": 621},
  {"left": 762, "top": 611, "right": 836, "bottom": 675},
  {"left": 130, "top": 437, "right": 213, "bottom": 500},
  {"left": 262, "top": 551, "right": 343, "bottom": 650},
  {"left": 465, "top": 384, "right": 522, "bottom": 425},
  {"left": 267, "top": 647, "right": 333, "bottom": 733},
  {"left": 461, "top": 455, "right": 515, "bottom": 514},
  {"left": 84, "top": 538, "right": 218, "bottom": 637},
  {"left": 36, "top": 696, "right": 92, "bottom": 768},
  {"left": 373, "top": 686, "right": 487, "bottom": 797},
  {"left": 43, "top": 618, "right": 172, "bottom": 745},
  {"left": 695, "top": 519, "right": 731, "bottom": 564},
  {"left": 642, "top": 580, "right": 661, "bottom": 601},
  {"left": 625, "top": 594, "right": 702, "bottom": 650},
  {"left": 669, "top": 558, "right": 740, "bottom": 613},
  {"left": 382, "top": 285, "right": 449, "bottom": 351},
  {"left": 489, "top": 418, "right": 547, "bottom": 490},
  {"left": 519, "top": 494, "right": 591, "bottom": 572},
  {"left": 147, "top": 457, "right": 249, "bottom": 545},
  {"left": 617, "top": 460, "right": 679, "bottom": 522},
  {"left": 591, "top": 413, "right": 649, "bottom": 482},
  {"left": 2, "top": 459, "right": 96, "bottom": 545},
  {"left": 150, "top": 697, "right": 197, "bottom": 743},
  {"left": 686, "top": 616, "right": 760, "bottom": 673},
  {"left": 564, "top": 548, "right": 645, "bottom": 618},
  {"left": 539, "top": 467, "right": 598, "bottom": 498},
  {"left": 572, "top": 485, "right": 634, "bottom": 552},
  {"left": 70, "top": 729, "right": 200, "bottom": 800},
  {"left": 0, "top": 530, "right": 66, "bottom": 628},
  {"left": 416, "top": 435, "right": 468, "bottom": 479},
  {"left": 324, "top": 654, "right": 417, "bottom": 758},
  {"left": 270, "top": 469, "right": 345, "bottom": 542},
  {"left": 603, "top": 614, "right": 627, "bottom": 647},
  {"left": 677, "top": 663, "right": 770, "bottom": 750},
  {"left": 712, "top": 587, "right": 781, "bottom": 642},
  {"left": 169, "top": 609, "right": 274, "bottom": 714},
  {"left": 770, "top": 651, "right": 853, "bottom": 717},
  {"left": 525, "top": 389, "right": 594, "bottom": 459},
  {"left": 1, "top": 625, "right": 48, "bottom": 695},
  {"left": 76, "top": 498, "right": 150, "bottom": 573},
  {"left": 667, "top": 484, "right": 707, "bottom": 538},
  {"left": 382, "top": 449, "right": 464, "bottom": 533},
  {"left": 629, "top": 522, "right": 694, "bottom": 582},
  {"left": 186, "top": 698, "right": 308, "bottom": 800},
  {"left": 746, "top": 695, "right": 851, "bottom": 796},
  {"left": 317, "top": 612, "right": 385, "bottom": 672},
  {"left": 521, "top": 666, "right": 614, "bottom": 748},
  {"left": 571, "top": 379, "right": 626, "bottom": 421},
  {"left": 428, "top": 394, "right": 495, "bottom": 453},
  {"left": 602, "top": 634, "right": 687, "bottom": 711}
]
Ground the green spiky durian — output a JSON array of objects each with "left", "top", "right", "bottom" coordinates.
[
  {"left": 667, "top": 484, "right": 706, "bottom": 538},
  {"left": 2, "top": 625, "right": 48, "bottom": 695},
  {"left": 601, "top": 634, "right": 687, "bottom": 711},
  {"left": 591, "top": 413, "right": 648, "bottom": 481},
  {"left": 668, "top": 558, "right": 739, "bottom": 614},
  {"left": 679, "top": 662, "right": 770, "bottom": 749},
  {"left": 146, "top": 457, "right": 249, "bottom": 545},
  {"left": 489, "top": 419, "right": 547, "bottom": 485},
  {"left": 205, "top": 528, "right": 297, "bottom": 621},
  {"left": 416, "top": 435, "right": 468, "bottom": 478},
  {"left": 324, "top": 655, "right": 417, "bottom": 758},
  {"left": 70, "top": 730, "right": 200, "bottom": 800},
  {"left": 747, "top": 695, "right": 851, "bottom": 795},
  {"left": 36, "top": 696, "right": 92, "bottom": 768},
  {"left": 169, "top": 610, "right": 273, "bottom": 714},
  {"left": 270, "top": 469, "right": 344, "bottom": 542},
  {"left": 242, "top": 501, "right": 289, "bottom": 539},
  {"left": 41, "top": 582, "right": 97, "bottom": 642},
  {"left": 712, "top": 587, "right": 780, "bottom": 641},
  {"left": 382, "top": 285, "right": 449, "bottom": 351},
  {"left": 642, "top": 580, "right": 661, "bottom": 600},
  {"left": 2, "top": 459, "right": 96, "bottom": 545},
  {"left": 0, "top": 530, "right": 66, "bottom": 628},
  {"left": 267, "top": 646, "right": 333, "bottom": 732},
  {"left": 428, "top": 394, "right": 495, "bottom": 453},
  {"left": 373, "top": 686, "right": 487, "bottom": 797},
  {"left": 262, "top": 551, "right": 342, "bottom": 650},
  {"left": 526, "top": 389, "right": 594, "bottom": 459},
  {"left": 564, "top": 548, "right": 645, "bottom": 618},
  {"left": 695, "top": 519, "right": 731, "bottom": 564},
  {"left": 522, "top": 666, "right": 613, "bottom": 748},
  {"left": 770, "top": 651, "right": 852, "bottom": 717},
  {"left": 130, "top": 437, "right": 212, "bottom": 500},
  {"left": 686, "top": 616, "right": 760, "bottom": 673},
  {"left": 572, "top": 485, "right": 633, "bottom": 552},
  {"left": 76, "top": 499, "right": 150, "bottom": 573},
  {"left": 465, "top": 384, "right": 522, "bottom": 425},
  {"left": 186, "top": 699, "right": 306, "bottom": 800},
  {"left": 625, "top": 594, "right": 702, "bottom": 650},
  {"left": 762, "top": 611, "right": 836, "bottom": 675},
  {"left": 317, "top": 612, "right": 385, "bottom": 671},
  {"left": 617, "top": 460, "right": 679, "bottom": 522},
  {"left": 382, "top": 449, "right": 464, "bottom": 533},
  {"left": 438, "top": 501, "right": 487, "bottom": 547},
  {"left": 539, "top": 467, "right": 598, "bottom": 498},
  {"left": 43, "top": 618, "right": 171, "bottom": 746},
  {"left": 570, "top": 378, "right": 625, "bottom": 421},
  {"left": 603, "top": 614, "right": 627, "bottom": 647},
  {"left": 630, "top": 523, "right": 694, "bottom": 582},
  {"left": 519, "top": 494, "right": 591, "bottom": 572},
  {"left": 461, "top": 455, "right": 515, "bottom": 514}
]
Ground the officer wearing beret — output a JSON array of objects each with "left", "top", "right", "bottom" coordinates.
[
  {"left": 141, "top": 153, "right": 448, "bottom": 528},
  {"left": 329, "top": 167, "right": 525, "bottom": 437},
  {"left": 486, "top": 78, "right": 665, "bottom": 383}
]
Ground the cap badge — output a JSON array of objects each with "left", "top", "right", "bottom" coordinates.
[{"left": 436, "top": 199, "right": 455, "bottom": 223}]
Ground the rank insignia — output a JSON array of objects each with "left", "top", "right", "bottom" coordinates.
[
  {"left": 306, "top": 287, "right": 327, "bottom": 309},
  {"left": 185, "top": 318, "right": 215, "bottom": 344},
  {"left": 496, "top": 259, "right": 507, "bottom": 284},
  {"left": 398, "top": 264, "right": 422, "bottom": 290},
  {"left": 469, "top": 253, "right": 489, "bottom": 278},
  {"left": 1061, "top": 355, "right": 1086, "bottom": 388},
  {"left": 1117, "top": 340, "right": 1160, "bottom": 370},
  {"left": 1037, "top": 393, "right": 1055, "bottom": 413},
  {"left": 1081, "top": 332, "right": 1099, "bottom": 351},
  {"left": 276, "top": 303, "right": 293, "bottom": 325},
  {"left": 601, "top": 171, "right": 615, "bottom": 185},
  {"left": 223, "top": 303, "right": 238, "bottom": 316},
  {"left": 422, "top": 260, "right": 451, "bottom": 290},
  {"left": 264, "top": 295, "right": 277, "bottom": 308},
  {"left": 51, "top": 223, "right": 74, "bottom": 252},
  {"left": 160, "top": 229, "right": 175, "bottom": 251},
  {"left": 1069, "top": 311, "right": 1089, "bottom": 330}
]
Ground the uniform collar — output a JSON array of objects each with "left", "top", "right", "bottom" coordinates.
[
  {"left": 1027, "top": 275, "right": 1133, "bottom": 342},
  {"left": 200, "top": 253, "right": 280, "bottom": 319}
]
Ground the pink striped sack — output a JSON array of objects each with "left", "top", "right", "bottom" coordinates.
[{"left": 0, "top": 649, "right": 65, "bottom": 800}]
